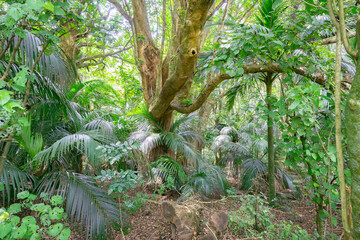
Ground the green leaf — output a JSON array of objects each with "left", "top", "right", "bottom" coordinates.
[
  {"left": 22, "top": 216, "right": 37, "bottom": 225},
  {"left": 11, "top": 225, "right": 27, "bottom": 239},
  {"left": 0, "top": 211, "right": 10, "bottom": 221},
  {"left": 26, "top": 0, "right": 44, "bottom": 10},
  {"left": 30, "top": 203, "right": 46, "bottom": 211},
  {"left": 0, "top": 223, "right": 12, "bottom": 238},
  {"left": 40, "top": 215, "right": 51, "bottom": 226},
  {"left": 0, "top": 81, "right": 6, "bottom": 88},
  {"left": 49, "top": 207, "right": 64, "bottom": 220},
  {"left": 8, "top": 203, "right": 22, "bottom": 214},
  {"left": 58, "top": 228, "right": 71, "bottom": 240},
  {"left": 50, "top": 195, "right": 63, "bottom": 206},
  {"left": 331, "top": 216, "right": 338, "bottom": 226},
  {"left": 29, "top": 232, "right": 41, "bottom": 240},
  {"left": 236, "top": 67, "right": 244, "bottom": 76},
  {"left": 28, "top": 194, "right": 37, "bottom": 201},
  {"left": 48, "top": 223, "right": 63, "bottom": 237},
  {"left": 228, "top": 70, "right": 236, "bottom": 77},
  {"left": 319, "top": 209, "right": 329, "bottom": 220},
  {"left": 54, "top": 6, "right": 65, "bottom": 15},
  {"left": 17, "top": 190, "right": 30, "bottom": 199},
  {"left": 3, "top": 99, "right": 24, "bottom": 112},
  {"left": 0, "top": 183, "right": 4, "bottom": 191},
  {"left": 7, "top": 5, "right": 24, "bottom": 21},
  {"left": 27, "top": 223, "right": 39, "bottom": 233},
  {"left": 43, "top": 2, "right": 54, "bottom": 12},
  {"left": 0, "top": 89, "right": 12, "bottom": 106},
  {"left": 288, "top": 100, "right": 300, "bottom": 110},
  {"left": 9, "top": 216, "right": 20, "bottom": 227}
]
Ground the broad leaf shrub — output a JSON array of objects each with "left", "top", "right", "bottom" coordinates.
[{"left": 0, "top": 191, "right": 70, "bottom": 240}]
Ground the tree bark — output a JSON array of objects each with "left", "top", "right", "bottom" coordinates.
[
  {"left": 335, "top": 31, "right": 351, "bottom": 239},
  {"left": 345, "top": 59, "right": 360, "bottom": 239},
  {"left": 265, "top": 75, "right": 275, "bottom": 206}
]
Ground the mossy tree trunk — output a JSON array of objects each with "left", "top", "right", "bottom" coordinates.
[
  {"left": 345, "top": 59, "right": 360, "bottom": 239},
  {"left": 265, "top": 74, "right": 275, "bottom": 206}
]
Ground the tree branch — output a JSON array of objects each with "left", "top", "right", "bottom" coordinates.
[
  {"left": 0, "top": 38, "right": 23, "bottom": 82},
  {"left": 76, "top": 47, "right": 131, "bottom": 67},
  {"left": 207, "top": 0, "right": 226, "bottom": 19},
  {"left": 0, "top": 34, "right": 15, "bottom": 60},
  {"left": 171, "top": 62, "right": 332, "bottom": 114},
  {"left": 338, "top": 0, "right": 358, "bottom": 57},
  {"left": 319, "top": 32, "right": 356, "bottom": 45},
  {"left": 107, "top": 0, "right": 131, "bottom": 22},
  {"left": 149, "top": 0, "right": 215, "bottom": 119}
]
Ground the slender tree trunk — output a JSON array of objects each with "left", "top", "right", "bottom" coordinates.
[
  {"left": 335, "top": 31, "right": 352, "bottom": 239},
  {"left": 345, "top": 58, "right": 360, "bottom": 239},
  {"left": 266, "top": 76, "right": 275, "bottom": 206},
  {"left": 317, "top": 196, "right": 325, "bottom": 240}
]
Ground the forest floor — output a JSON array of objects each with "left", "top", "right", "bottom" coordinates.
[{"left": 70, "top": 178, "right": 343, "bottom": 240}]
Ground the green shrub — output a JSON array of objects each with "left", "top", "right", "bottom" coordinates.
[
  {"left": 122, "top": 193, "right": 149, "bottom": 214},
  {"left": 261, "top": 221, "right": 313, "bottom": 240},
  {"left": 0, "top": 191, "right": 70, "bottom": 240},
  {"left": 229, "top": 194, "right": 272, "bottom": 236}
]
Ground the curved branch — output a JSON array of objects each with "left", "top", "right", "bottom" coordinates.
[
  {"left": 171, "top": 74, "right": 231, "bottom": 113},
  {"left": 171, "top": 62, "right": 331, "bottom": 114},
  {"left": 338, "top": 0, "right": 358, "bottom": 57}
]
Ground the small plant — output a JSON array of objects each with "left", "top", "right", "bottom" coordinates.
[
  {"left": 229, "top": 194, "right": 272, "bottom": 236},
  {"left": 0, "top": 191, "right": 70, "bottom": 240},
  {"left": 97, "top": 141, "right": 140, "bottom": 166},
  {"left": 95, "top": 169, "right": 144, "bottom": 195},
  {"left": 261, "top": 221, "right": 312, "bottom": 240},
  {"left": 122, "top": 193, "right": 149, "bottom": 213}
]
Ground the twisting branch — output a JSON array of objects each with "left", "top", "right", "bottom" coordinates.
[
  {"left": 171, "top": 62, "right": 332, "bottom": 114},
  {"left": 338, "top": 0, "right": 358, "bottom": 57}
]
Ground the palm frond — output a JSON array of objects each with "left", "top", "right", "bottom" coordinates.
[
  {"left": 17, "top": 123, "right": 43, "bottom": 160},
  {"left": 1, "top": 161, "right": 35, "bottom": 205},
  {"left": 130, "top": 104, "right": 163, "bottom": 131},
  {"left": 256, "top": 0, "right": 285, "bottom": 29},
  {"left": 170, "top": 113, "right": 198, "bottom": 133},
  {"left": 151, "top": 156, "right": 187, "bottom": 187},
  {"left": 240, "top": 158, "right": 267, "bottom": 190},
  {"left": 161, "top": 132, "right": 200, "bottom": 164},
  {"left": 180, "top": 165, "right": 228, "bottom": 200},
  {"left": 140, "top": 134, "right": 162, "bottom": 154},
  {"left": 81, "top": 119, "right": 117, "bottom": 139},
  {"left": 275, "top": 166, "right": 294, "bottom": 190},
  {"left": 35, "top": 171, "right": 123, "bottom": 239},
  {"left": 6, "top": 33, "right": 76, "bottom": 85},
  {"left": 33, "top": 130, "right": 112, "bottom": 168}
]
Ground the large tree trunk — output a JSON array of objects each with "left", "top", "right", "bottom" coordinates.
[
  {"left": 265, "top": 75, "right": 275, "bottom": 206},
  {"left": 345, "top": 59, "right": 360, "bottom": 239}
]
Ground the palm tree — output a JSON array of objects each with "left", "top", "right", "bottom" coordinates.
[{"left": 129, "top": 105, "right": 204, "bottom": 167}]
